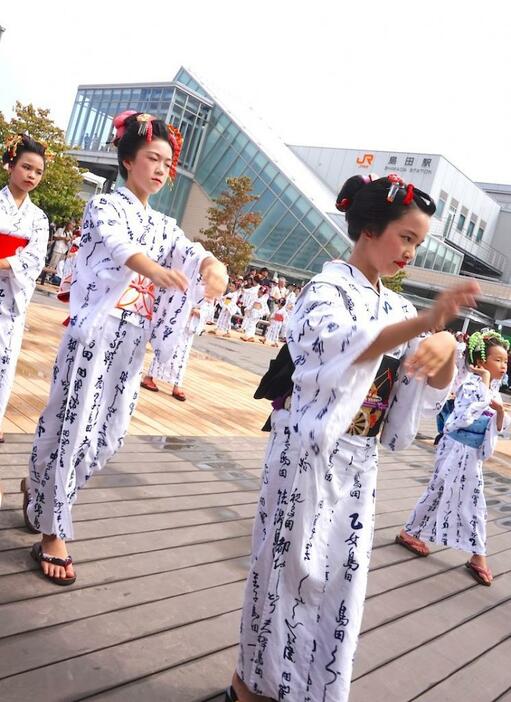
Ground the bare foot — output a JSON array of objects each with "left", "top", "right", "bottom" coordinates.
[
  {"left": 468, "top": 554, "right": 493, "bottom": 584},
  {"left": 39, "top": 535, "right": 75, "bottom": 580}
]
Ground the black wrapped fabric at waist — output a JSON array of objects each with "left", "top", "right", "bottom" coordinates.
[{"left": 254, "top": 344, "right": 400, "bottom": 436}]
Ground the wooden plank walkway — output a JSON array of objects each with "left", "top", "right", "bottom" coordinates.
[
  {"left": 4, "top": 298, "right": 269, "bottom": 438},
  {"left": 1, "top": 436, "right": 511, "bottom": 701}
]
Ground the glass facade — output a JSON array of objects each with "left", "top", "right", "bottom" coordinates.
[
  {"left": 66, "top": 67, "right": 465, "bottom": 278},
  {"left": 195, "top": 107, "right": 351, "bottom": 274},
  {"left": 66, "top": 82, "right": 211, "bottom": 172},
  {"left": 67, "top": 85, "right": 175, "bottom": 151},
  {"left": 412, "top": 233, "right": 463, "bottom": 274}
]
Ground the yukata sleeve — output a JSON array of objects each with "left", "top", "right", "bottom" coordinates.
[
  {"left": 481, "top": 402, "right": 510, "bottom": 461},
  {"left": 6, "top": 208, "right": 49, "bottom": 310},
  {"left": 381, "top": 334, "right": 453, "bottom": 451},
  {"left": 289, "top": 281, "right": 385, "bottom": 452},
  {"left": 444, "top": 376, "right": 491, "bottom": 433},
  {"left": 82, "top": 197, "right": 145, "bottom": 281}
]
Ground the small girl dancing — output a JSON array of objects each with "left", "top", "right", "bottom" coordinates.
[
  {"left": 397, "top": 329, "right": 510, "bottom": 586},
  {"left": 240, "top": 286, "right": 268, "bottom": 342},
  {"left": 212, "top": 286, "right": 239, "bottom": 337},
  {"left": 260, "top": 298, "right": 287, "bottom": 347}
]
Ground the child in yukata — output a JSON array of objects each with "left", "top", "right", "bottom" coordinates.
[
  {"left": 210, "top": 285, "right": 240, "bottom": 337},
  {"left": 240, "top": 286, "right": 268, "bottom": 342},
  {"left": 397, "top": 329, "right": 510, "bottom": 587},
  {"left": 225, "top": 173, "right": 479, "bottom": 702},
  {"left": 260, "top": 298, "right": 287, "bottom": 347}
]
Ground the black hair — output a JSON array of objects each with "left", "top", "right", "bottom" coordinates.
[
  {"left": 2, "top": 134, "right": 46, "bottom": 168},
  {"left": 114, "top": 113, "right": 173, "bottom": 180},
  {"left": 335, "top": 175, "right": 436, "bottom": 242}
]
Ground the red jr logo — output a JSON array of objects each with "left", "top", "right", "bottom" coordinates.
[{"left": 356, "top": 153, "right": 374, "bottom": 167}]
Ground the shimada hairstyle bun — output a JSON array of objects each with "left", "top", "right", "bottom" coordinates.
[{"left": 335, "top": 173, "right": 436, "bottom": 241}]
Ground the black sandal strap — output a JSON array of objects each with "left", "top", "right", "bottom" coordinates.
[{"left": 41, "top": 552, "right": 73, "bottom": 567}]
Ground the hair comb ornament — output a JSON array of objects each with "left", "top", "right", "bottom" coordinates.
[
  {"left": 136, "top": 113, "right": 155, "bottom": 142},
  {"left": 4, "top": 134, "right": 25, "bottom": 163},
  {"left": 386, "top": 173, "right": 405, "bottom": 203}
]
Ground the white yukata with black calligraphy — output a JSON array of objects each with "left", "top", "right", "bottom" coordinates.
[
  {"left": 147, "top": 291, "right": 205, "bottom": 388},
  {"left": 216, "top": 294, "right": 239, "bottom": 333},
  {"left": 237, "top": 261, "right": 449, "bottom": 702},
  {"left": 404, "top": 373, "right": 510, "bottom": 555},
  {"left": 0, "top": 186, "right": 49, "bottom": 426},
  {"left": 26, "top": 187, "right": 210, "bottom": 539}
]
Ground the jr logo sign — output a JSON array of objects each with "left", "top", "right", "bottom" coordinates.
[{"left": 356, "top": 153, "right": 374, "bottom": 167}]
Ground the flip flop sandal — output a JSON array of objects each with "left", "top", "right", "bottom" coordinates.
[
  {"left": 395, "top": 534, "right": 430, "bottom": 557},
  {"left": 141, "top": 379, "right": 159, "bottom": 392},
  {"left": 172, "top": 389, "right": 186, "bottom": 402},
  {"left": 465, "top": 561, "right": 493, "bottom": 586},
  {"left": 31, "top": 543, "right": 76, "bottom": 586},
  {"left": 20, "top": 479, "right": 39, "bottom": 534}
]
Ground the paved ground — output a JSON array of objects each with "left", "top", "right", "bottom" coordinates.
[{"left": 1, "top": 435, "right": 511, "bottom": 701}]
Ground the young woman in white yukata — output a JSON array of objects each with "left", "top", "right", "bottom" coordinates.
[
  {"left": 397, "top": 329, "right": 510, "bottom": 587},
  {"left": 20, "top": 111, "right": 227, "bottom": 585},
  {"left": 0, "top": 134, "right": 49, "bottom": 444},
  {"left": 226, "top": 174, "right": 480, "bottom": 702},
  {"left": 141, "top": 291, "right": 206, "bottom": 401}
]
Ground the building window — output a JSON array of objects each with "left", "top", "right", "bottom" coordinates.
[
  {"left": 436, "top": 198, "right": 446, "bottom": 219},
  {"left": 457, "top": 213, "right": 466, "bottom": 231},
  {"left": 476, "top": 226, "right": 484, "bottom": 243},
  {"left": 466, "top": 220, "right": 475, "bottom": 238}
]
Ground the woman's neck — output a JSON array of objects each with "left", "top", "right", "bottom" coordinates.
[
  {"left": 347, "top": 250, "right": 380, "bottom": 288},
  {"left": 125, "top": 181, "right": 149, "bottom": 208},
  {"left": 8, "top": 182, "right": 28, "bottom": 209}
]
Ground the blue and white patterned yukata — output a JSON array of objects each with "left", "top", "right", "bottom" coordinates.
[{"left": 405, "top": 373, "right": 510, "bottom": 555}]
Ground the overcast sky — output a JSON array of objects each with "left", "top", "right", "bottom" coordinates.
[{"left": 1, "top": 0, "right": 509, "bottom": 184}]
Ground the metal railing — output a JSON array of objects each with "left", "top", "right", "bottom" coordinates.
[{"left": 429, "top": 218, "right": 507, "bottom": 274}]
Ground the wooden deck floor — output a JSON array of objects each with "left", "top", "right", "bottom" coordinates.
[
  {"left": 1, "top": 436, "right": 511, "bottom": 701},
  {"left": 3, "top": 298, "right": 269, "bottom": 438}
]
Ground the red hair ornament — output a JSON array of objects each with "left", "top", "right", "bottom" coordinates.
[{"left": 113, "top": 111, "right": 184, "bottom": 182}]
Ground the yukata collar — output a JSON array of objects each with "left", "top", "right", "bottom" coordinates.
[
  {"left": 320, "top": 260, "right": 394, "bottom": 320},
  {"left": 2, "top": 184, "right": 31, "bottom": 213},
  {"left": 322, "top": 260, "right": 381, "bottom": 295},
  {"left": 116, "top": 186, "right": 153, "bottom": 213}
]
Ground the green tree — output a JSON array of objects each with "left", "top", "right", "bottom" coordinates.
[
  {"left": 382, "top": 269, "right": 406, "bottom": 293},
  {"left": 0, "top": 102, "right": 85, "bottom": 223},
  {"left": 200, "top": 175, "right": 262, "bottom": 276}
]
